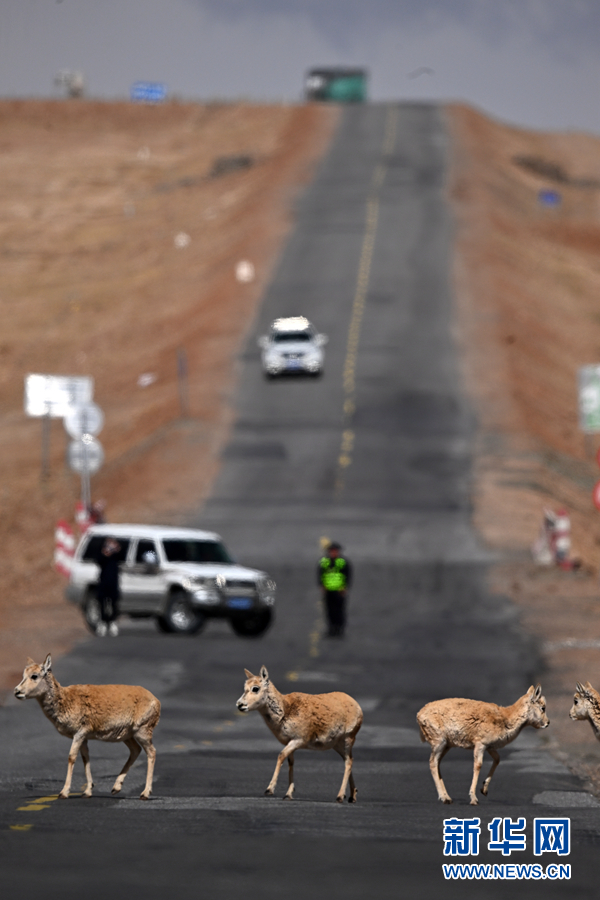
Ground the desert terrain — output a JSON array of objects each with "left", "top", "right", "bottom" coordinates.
[
  {"left": 449, "top": 103, "right": 600, "bottom": 788},
  {"left": 3, "top": 97, "right": 600, "bottom": 789},
  {"left": 0, "top": 99, "right": 338, "bottom": 690}
]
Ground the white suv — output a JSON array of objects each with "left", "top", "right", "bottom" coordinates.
[
  {"left": 66, "top": 524, "right": 276, "bottom": 637},
  {"left": 258, "top": 316, "right": 327, "bottom": 378}
]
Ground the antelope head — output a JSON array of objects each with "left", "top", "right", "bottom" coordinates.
[
  {"left": 525, "top": 684, "right": 549, "bottom": 728},
  {"left": 14, "top": 654, "right": 52, "bottom": 701},
  {"left": 570, "top": 682, "right": 598, "bottom": 721},
  {"left": 236, "top": 666, "right": 270, "bottom": 713}
]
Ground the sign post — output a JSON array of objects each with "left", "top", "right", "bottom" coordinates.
[
  {"left": 67, "top": 435, "right": 104, "bottom": 508},
  {"left": 24, "top": 374, "right": 94, "bottom": 480},
  {"left": 64, "top": 402, "right": 104, "bottom": 509}
]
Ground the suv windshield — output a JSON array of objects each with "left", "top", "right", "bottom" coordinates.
[
  {"left": 162, "top": 539, "right": 233, "bottom": 564},
  {"left": 272, "top": 332, "right": 311, "bottom": 343},
  {"left": 82, "top": 536, "right": 130, "bottom": 563}
]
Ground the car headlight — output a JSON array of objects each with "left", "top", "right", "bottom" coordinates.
[
  {"left": 193, "top": 580, "right": 221, "bottom": 605},
  {"left": 182, "top": 575, "right": 211, "bottom": 590},
  {"left": 183, "top": 576, "right": 221, "bottom": 605},
  {"left": 265, "top": 352, "right": 283, "bottom": 370},
  {"left": 257, "top": 577, "right": 276, "bottom": 605}
]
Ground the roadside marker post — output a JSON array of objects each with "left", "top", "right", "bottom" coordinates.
[{"left": 177, "top": 348, "right": 189, "bottom": 418}]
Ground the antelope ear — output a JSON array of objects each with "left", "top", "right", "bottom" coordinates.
[
  {"left": 585, "top": 681, "right": 594, "bottom": 692},
  {"left": 41, "top": 654, "right": 52, "bottom": 675},
  {"left": 533, "top": 684, "right": 542, "bottom": 699},
  {"left": 260, "top": 665, "right": 269, "bottom": 683},
  {"left": 26, "top": 657, "right": 35, "bottom": 666},
  {"left": 576, "top": 682, "right": 586, "bottom": 694},
  {"left": 525, "top": 685, "right": 535, "bottom": 697},
  {"left": 244, "top": 668, "right": 254, "bottom": 679}
]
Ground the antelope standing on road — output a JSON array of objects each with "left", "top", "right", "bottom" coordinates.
[
  {"left": 14, "top": 654, "right": 160, "bottom": 800},
  {"left": 417, "top": 684, "right": 549, "bottom": 805},
  {"left": 570, "top": 681, "right": 600, "bottom": 738},
  {"left": 236, "top": 666, "right": 363, "bottom": 802}
]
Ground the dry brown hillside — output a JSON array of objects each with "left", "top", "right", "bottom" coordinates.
[
  {"left": 449, "top": 103, "right": 600, "bottom": 563},
  {"left": 449, "top": 104, "right": 600, "bottom": 790},
  {"left": 0, "top": 99, "right": 338, "bottom": 693}
]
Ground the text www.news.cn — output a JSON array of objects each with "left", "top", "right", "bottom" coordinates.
[{"left": 443, "top": 863, "right": 570, "bottom": 880}]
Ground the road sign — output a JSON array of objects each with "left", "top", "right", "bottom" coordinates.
[
  {"left": 68, "top": 436, "right": 104, "bottom": 475},
  {"left": 64, "top": 403, "right": 104, "bottom": 438},
  {"left": 578, "top": 366, "right": 600, "bottom": 433},
  {"left": 131, "top": 81, "right": 167, "bottom": 102},
  {"left": 538, "top": 190, "right": 561, "bottom": 207},
  {"left": 25, "top": 374, "right": 93, "bottom": 418}
]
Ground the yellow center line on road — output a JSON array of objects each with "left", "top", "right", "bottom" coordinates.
[
  {"left": 16, "top": 803, "right": 52, "bottom": 812},
  {"left": 335, "top": 106, "right": 398, "bottom": 498},
  {"left": 10, "top": 792, "right": 61, "bottom": 831},
  {"left": 287, "top": 110, "right": 399, "bottom": 681}
]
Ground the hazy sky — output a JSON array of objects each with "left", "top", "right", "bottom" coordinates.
[{"left": 1, "top": 0, "right": 598, "bottom": 132}]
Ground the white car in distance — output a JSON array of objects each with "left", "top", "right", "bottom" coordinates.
[{"left": 258, "top": 317, "right": 328, "bottom": 379}]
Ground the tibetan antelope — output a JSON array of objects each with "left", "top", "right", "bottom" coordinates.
[
  {"left": 417, "top": 684, "right": 549, "bottom": 805},
  {"left": 570, "top": 681, "right": 600, "bottom": 739},
  {"left": 14, "top": 654, "right": 160, "bottom": 800},
  {"left": 236, "top": 666, "right": 363, "bottom": 802}
]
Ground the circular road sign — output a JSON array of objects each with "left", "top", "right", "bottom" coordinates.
[
  {"left": 68, "top": 436, "right": 104, "bottom": 475},
  {"left": 64, "top": 403, "right": 104, "bottom": 438}
]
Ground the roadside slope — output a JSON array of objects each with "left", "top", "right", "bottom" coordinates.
[
  {"left": 0, "top": 100, "right": 338, "bottom": 694},
  {"left": 449, "top": 103, "right": 600, "bottom": 789}
]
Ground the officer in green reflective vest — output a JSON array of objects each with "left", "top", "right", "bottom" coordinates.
[{"left": 318, "top": 542, "right": 352, "bottom": 637}]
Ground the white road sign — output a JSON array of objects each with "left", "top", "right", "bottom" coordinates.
[
  {"left": 64, "top": 403, "right": 104, "bottom": 438},
  {"left": 25, "top": 374, "right": 94, "bottom": 418},
  {"left": 578, "top": 365, "right": 600, "bottom": 433},
  {"left": 67, "top": 436, "right": 104, "bottom": 475}
]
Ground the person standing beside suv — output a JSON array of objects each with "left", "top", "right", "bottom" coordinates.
[
  {"left": 318, "top": 542, "right": 352, "bottom": 638},
  {"left": 95, "top": 538, "right": 122, "bottom": 637}
]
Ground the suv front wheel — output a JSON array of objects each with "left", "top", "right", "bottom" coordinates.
[
  {"left": 83, "top": 590, "right": 101, "bottom": 633},
  {"left": 229, "top": 609, "right": 272, "bottom": 638},
  {"left": 157, "top": 590, "right": 205, "bottom": 635}
]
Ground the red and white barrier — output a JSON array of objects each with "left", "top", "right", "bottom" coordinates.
[
  {"left": 75, "top": 500, "right": 92, "bottom": 534},
  {"left": 531, "top": 507, "right": 576, "bottom": 569},
  {"left": 54, "top": 519, "right": 75, "bottom": 577}
]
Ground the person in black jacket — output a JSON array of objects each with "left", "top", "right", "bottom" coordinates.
[
  {"left": 95, "top": 537, "right": 122, "bottom": 637},
  {"left": 318, "top": 542, "right": 352, "bottom": 637}
]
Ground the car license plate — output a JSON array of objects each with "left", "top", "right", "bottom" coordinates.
[
  {"left": 227, "top": 597, "right": 253, "bottom": 610},
  {"left": 286, "top": 360, "right": 301, "bottom": 370}
]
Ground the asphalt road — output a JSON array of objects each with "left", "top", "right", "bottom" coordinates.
[{"left": 2, "top": 103, "right": 599, "bottom": 899}]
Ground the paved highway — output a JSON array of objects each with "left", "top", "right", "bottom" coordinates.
[{"left": 1, "top": 104, "right": 599, "bottom": 898}]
